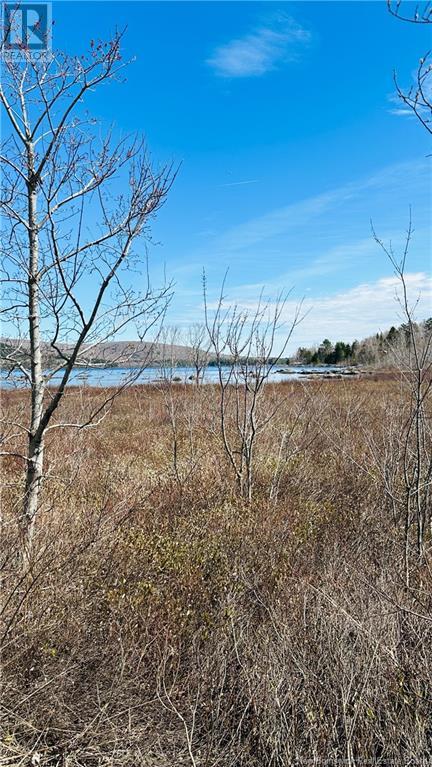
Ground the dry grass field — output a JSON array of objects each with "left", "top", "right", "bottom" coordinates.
[{"left": 1, "top": 378, "right": 432, "bottom": 765}]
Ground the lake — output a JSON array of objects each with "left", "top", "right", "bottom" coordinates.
[{"left": 0, "top": 364, "right": 349, "bottom": 389}]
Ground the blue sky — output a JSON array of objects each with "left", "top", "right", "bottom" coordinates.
[{"left": 53, "top": 1, "right": 431, "bottom": 350}]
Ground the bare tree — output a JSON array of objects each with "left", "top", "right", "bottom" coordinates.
[
  {"left": 372, "top": 217, "right": 432, "bottom": 581},
  {"left": 159, "top": 325, "right": 183, "bottom": 382},
  {"left": 388, "top": 0, "right": 432, "bottom": 134},
  {"left": 186, "top": 323, "right": 210, "bottom": 385},
  {"left": 383, "top": 1, "right": 432, "bottom": 578},
  {"left": 0, "top": 26, "right": 174, "bottom": 563},
  {"left": 156, "top": 326, "right": 210, "bottom": 509},
  {"left": 204, "top": 276, "right": 302, "bottom": 501}
]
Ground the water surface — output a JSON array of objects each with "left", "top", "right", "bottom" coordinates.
[{"left": 0, "top": 364, "right": 345, "bottom": 389}]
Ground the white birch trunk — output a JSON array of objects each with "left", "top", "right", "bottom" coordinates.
[{"left": 22, "top": 143, "right": 44, "bottom": 562}]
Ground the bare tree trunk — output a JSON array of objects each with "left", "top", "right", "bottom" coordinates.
[
  {"left": 22, "top": 435, "right": 44, "bottom": 561},
  {"left": 22, "top": 145, "right": 44, "bottom": 561}
]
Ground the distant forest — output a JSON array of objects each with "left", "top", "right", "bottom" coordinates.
[{"left": 291, "top": 318, "right": 432, "bottom": 366}]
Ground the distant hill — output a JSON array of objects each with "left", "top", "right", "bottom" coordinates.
[{"left": 0, "top": 337, "right": 209, "bottom": 368}]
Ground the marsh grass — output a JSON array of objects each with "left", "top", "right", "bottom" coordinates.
[{"left": 1, "top": 379, "right": 431, "bottom": 765}]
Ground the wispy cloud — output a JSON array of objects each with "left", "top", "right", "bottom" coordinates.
[
  {"left": 220, "top": 179, "right": 259, "bottom": 188},
  {"left": 220, "top": 273, "right": 432, "bottom": 351},
  {"left": 387, "top": 71, "right": 432, "bottom": 119},
  {"left": 165, "top": 159, "right": 431, "bottom": 342},
  {"left": 210, "top": 159, "right": 430, "bottom": 256},
  {"left": 387, "top": 93, "right": 416, "bottom": 119},
  {"left": 291, "top": 237, "right": 381, "bottom": 281},
  {"left": 207, "top": 15, "right": 311, "bottom": 78},
  {"left": 389, "top": 108, "right": 415, "bottom": 117}
]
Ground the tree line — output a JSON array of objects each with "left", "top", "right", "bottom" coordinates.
[{"left": 294, "top": 318, "right": 432, "bottom": 366}]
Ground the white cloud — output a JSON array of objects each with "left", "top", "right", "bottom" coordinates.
[
  {"left": 389, "top": 108, "right": 415, "bottom": 117},
  {"left": 166, "top": 273, "right": 432, "bottom": 347},
  {"left": 123, "top": 268, "right": 432, "bottom": 350},
  {"left": 207, "top": 16, "right": 311, "bottom": 78},
  {"left": 259, "top": 272, "right": 431, "bottom": 351}
]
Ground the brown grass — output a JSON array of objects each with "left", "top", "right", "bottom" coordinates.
[{"left": 1, "top": 379, "right": 431, "bottom": 765}]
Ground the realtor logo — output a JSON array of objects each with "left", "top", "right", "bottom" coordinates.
[{"left": 3, "top": 3, "right": 51, "bottom": 57}]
